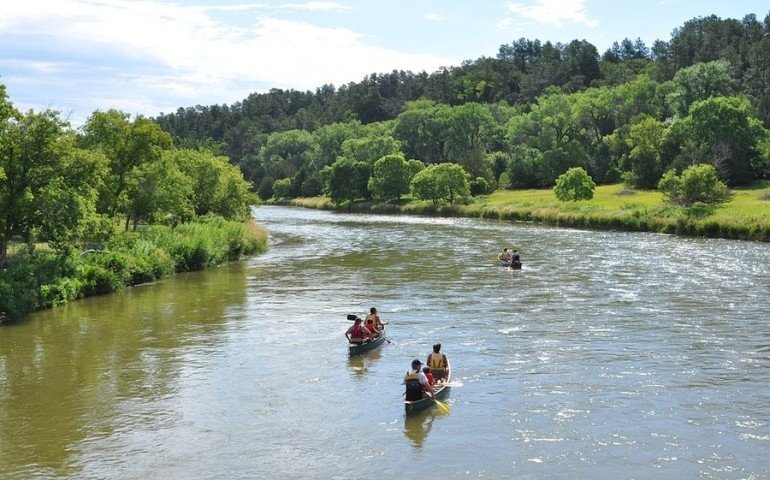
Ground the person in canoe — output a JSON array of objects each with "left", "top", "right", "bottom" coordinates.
[
  {"left": 422, "top": 366, "right": 435, "bottom": 385},
  {"left": 364, "top": 307, "right": 387, "bottom": 337},
  {"left": 404, "top": 359, "right": 434, "bottom": 401},
  {"left": 345, "top": 317, "right": 372, "bottom": 344},
  {"left": 498, "top": 248, "right": 512, "bottom": 264},
  {"left": 426, "top": 343, "right": 450, "bottom": 383}
]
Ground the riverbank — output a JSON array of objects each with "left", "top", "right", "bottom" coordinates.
[
  {"left": 280, "top": 183, "right": 770, "bottom": 242},
  {"left": 0, "top": 217, "right": 268, "bottom": 323}
]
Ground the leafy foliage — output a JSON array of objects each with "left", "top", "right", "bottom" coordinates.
[
  {"left": 554, "top": 167, "right": 596, "bottom": 201},
  {"left": 368, "top": 154, "right": 413, "bottom": 201},
  {"left": 410, "top": 163, "right": 471, "bottom": 204},
  {"left": 658, "top": 164, "right": 732, "bottom": 206}
]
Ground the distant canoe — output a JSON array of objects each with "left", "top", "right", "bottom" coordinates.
[
  {"left": 348, "top": 331, "right": 386, "bottom": 356},
  {"left": 404, "top": 370, "right": 451, "bottom": 415},
  {"left": 498, "top": 259, "right": 522, "bottom": 269}
]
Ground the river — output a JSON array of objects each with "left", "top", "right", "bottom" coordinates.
[{"left": 1, "top": 205, "right": 768, "bottom": 479}]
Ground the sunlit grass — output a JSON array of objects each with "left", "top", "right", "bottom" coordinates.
[{"left": 286, "top": 182, "right": 770, "bottom": 241}]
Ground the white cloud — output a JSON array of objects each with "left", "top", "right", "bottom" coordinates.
[
  {"left": 279, "top": 1, "right": 352, "bottom": 10},
  {"left": 1, "top": 0, "right": 451, "bottom": 122},
  {"left": 504, "top": 0, "right": 599, "bottom": 29},
  {"left": 425, "top": 13, "right": 443, "bottom": 21}
]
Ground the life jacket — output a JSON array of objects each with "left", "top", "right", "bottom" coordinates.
[
  {"left": 428, "top": 353, "right": 447, "bottom": 370},
  {"left": 364, "top": 314, "right": 377, "bottom": 330},
  {"left": 351, "top": 324, "right": 365, "bottom": 339},
  {"left": 404, "top": 371, "right": 423, "bottom": 401}
]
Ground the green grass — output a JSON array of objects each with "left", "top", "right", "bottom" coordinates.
[{"left": 284, "top": 182, "right": 770, "bottom": 242}]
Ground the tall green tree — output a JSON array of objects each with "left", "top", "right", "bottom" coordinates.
[
  {"left": 445, "top": 103, "right": 496, "bottom": 178},
  {"left": 123, "top": 157, "right": 194, "bottom": 229},
  {"left": 410, "top": 163, "right": 471, "bottom": 204},
  {"left": 79, "top": 110, "right": 173, "bottom": 216},
  {"left": 169, "top": 149, "right": 255, "bottom": 220},
  {"left": 367, "top": 154, "right": 413, "bottom": 201},
  {"left": 680, "top": 96, "right": 768, "bottom": 185},
  {"left": 1, "top": 108, "right": 102, "bottom": 261},
  {"left": 625, "top": 117, "right": 667, "bottom": 188},
  {"left": 667, "top": 60, "right": 735, "bottom": 117},
  {"left": 327, "top": 157, "right": 372, "bottom": 204}
]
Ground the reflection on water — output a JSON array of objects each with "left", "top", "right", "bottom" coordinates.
[
  {"left": 404, "top": 410, "right": 438, "bottom": 450},
  {"left": 347, "top": 349, "right": 383, "bottom": 379},
  {"left": 0, "top": 264, "right": 249, "bottom": 479},
  {"left": 1, "top": 206, "right": 769, "bottom": 479}
]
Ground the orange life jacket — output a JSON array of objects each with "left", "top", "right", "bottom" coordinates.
[{"left": 351, "top": 324, "right": 365, "bottom": 339}]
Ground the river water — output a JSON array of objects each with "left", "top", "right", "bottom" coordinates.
[{"left": 0, "top": 205, "right": 768, "bottom": 479}]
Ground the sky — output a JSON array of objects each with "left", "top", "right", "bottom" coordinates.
[{"left": 1, "top": 0, "right": 768, "bottom": 126}]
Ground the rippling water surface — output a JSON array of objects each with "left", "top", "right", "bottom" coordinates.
[{"left": 1, "top": 205, "right": 768, "bottom": 479}]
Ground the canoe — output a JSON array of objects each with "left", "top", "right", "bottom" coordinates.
[
  {"left": 348, "top": 331, "right": 386, "bottom": 356},
  {"left": 498, "top": 259, "right": 522, "bottom": 269},
  {"left": 404, "top": 370, "right": 451, "bottom": 415}
]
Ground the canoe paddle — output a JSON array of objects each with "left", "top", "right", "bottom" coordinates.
[{"left": 433, "top": 398, "right": 451, "bottom": 413}]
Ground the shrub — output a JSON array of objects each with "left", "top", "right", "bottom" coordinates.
[
  {"left": 554, "top": 167, "right": 596, "bottom": 202},
  {"left": 470, "top": 177, "right": 491, "bottom": 196},
  {"left": 658, "top": 164, "right": 732, "bottom": 206}
]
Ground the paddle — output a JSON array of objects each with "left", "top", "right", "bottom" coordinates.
[
  {"left": 439, "top": 381, "right": 463, "bottom": 388},
  {"left": 433, "top": 398, "right": 451, "bottom": 413}
]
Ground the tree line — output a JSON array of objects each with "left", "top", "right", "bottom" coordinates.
[
  {"left": 0, "top": 88, "right": 255, "bottom": 265},
  {"left": 152, "top": 12, "right": 770, "bottom": 204}
]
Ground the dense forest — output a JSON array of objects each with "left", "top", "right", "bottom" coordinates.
[{"left": 155, "top": 13, "right": 770, "bottom": 202}]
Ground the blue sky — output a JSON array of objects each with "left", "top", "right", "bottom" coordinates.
[{"left": 1, "top": 0, "right": 768, "bottom": 125}]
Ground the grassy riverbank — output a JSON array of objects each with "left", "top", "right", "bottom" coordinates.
[
  {"left": 0, "top": 217, "right": 268, "bottom": 323},
  {"left": 282, "top": 183, "right": 770, "bottom": 242}
]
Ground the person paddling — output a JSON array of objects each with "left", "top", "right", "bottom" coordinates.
[
  {"left": 404, "top": 359, "right": 434, "bottom": 401},
  {"left": 345, "top": 318, "right": 371, "bottom": 344},
  {"left": 364, "top": 307, "right": 387, "bottom": 337},
  {"left": 426, "top": 343, "right": 450, "bottom": 382}
]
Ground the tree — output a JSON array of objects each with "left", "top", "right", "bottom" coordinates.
[
  {"left": 367, "top": 154, "right": 412, "bottom": 201},
  {"left": 170, "top": 148, "right": 255, "bottom": 220},
  {"left": 667, "top": 60, "right": 735, "bottom": 117},
  {"left": 682, "top": 97, "right": 768, "bottom": 185},
  {"left": 393, "top": 100, "right": 450, "bottom": 164},
  {"left": 625, "top": 117, "right": 667, "bottom": 189},
  {"left": 1, "top": 108, "right": 102, "bottom": 261},
  {"left": 658, "top": 164, "right": 731, "bottom": 206},
  {"left": 272, "top": 178, "right": 292, "bottom": 199},
  {"left": 79, "top": 110, "right": 173, "bottom": 216},
  {"left": 124, "top": 156, "right": 194, "bottom": 229},
  {"left": 410, "top": 163, "right": 470, "bottom": 204},
  {"left": 327, "top": 157, "right": 372, "bottom": 204},
  {"left": 340, "top": 134, "right": 401, "bottom": 165},
  {"left": 259, "top": 129, "right": 317, "bottom": 180},
  {"left": 553, "top": 167, "right": 596, "bottom": 201},
  {"left": 445, "top": 103, "right": 496, "bottom": 177}
]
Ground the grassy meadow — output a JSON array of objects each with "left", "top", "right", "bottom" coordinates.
[{"left": 284, "top": 183, "right": 770, "bottom": 242}]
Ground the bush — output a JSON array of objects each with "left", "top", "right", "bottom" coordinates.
[
  {"left": 554, "top": 167, "right": 596, "bottom": 201},
  {"left": 658, "top": 164, "right": 732, "bottom": 206},
  {"left": 79, "top": 264, "right": 123, "bottom": 296},
  {"left": 470, "top": 177, "right": 491, "bottom": 196}
]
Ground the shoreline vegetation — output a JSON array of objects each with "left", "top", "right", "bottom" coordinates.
[
  {"left": 0, "top": 217, "right": 267, "bottom": 324},
  {"left": 277, "top": 183, "right": 770, "bottom": 242}
]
